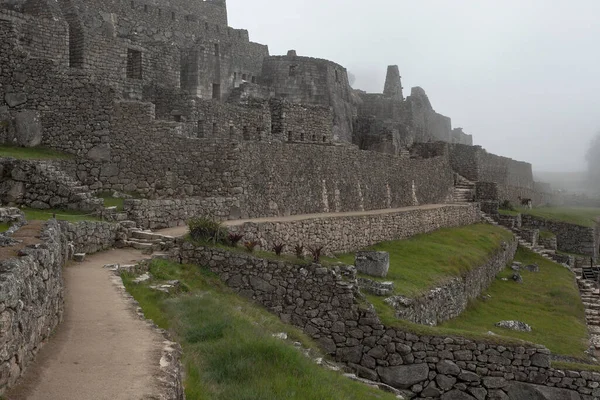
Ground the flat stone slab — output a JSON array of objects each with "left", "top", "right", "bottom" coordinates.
[
  {"left": 355, "top": 251, "right": 389, "bottom": 277},
  {"left": 73, "top": 253, "right": 86, "bottom": 262}
]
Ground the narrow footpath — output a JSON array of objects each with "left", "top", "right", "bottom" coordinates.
[{"left": 6, "top": 249, "right": 165, "bottom": 400}]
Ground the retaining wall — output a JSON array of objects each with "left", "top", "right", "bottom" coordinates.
[
  {"left": 175, "top": 243, "right": 597, "bottom": 400},
  {"left": 0, "top": 220, "right": 65, "bottom": 394},
  {"left": 522, "top": 215, "right": 599, "bottom": 257},
  {"left": 228, "top": 204, "right": 481, "bottom": 255}
]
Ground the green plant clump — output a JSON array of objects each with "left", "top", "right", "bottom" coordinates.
[{"left": 188, "top": 217, "right": 227, "bottom": 244}]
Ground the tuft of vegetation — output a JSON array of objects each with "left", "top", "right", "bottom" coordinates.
[
  {"left": 0, "top": 145, "right": 73, "bottom": 160},
  {"left": 0, "top": 222, "right": 11, "bottom": 233},
  {"left": 121, "top": 259, "right": 398, "bottom": 400},
  {"left": 272, "top": 243, "right": 285, "bottom": 256},
  {"left": 332, "top": 224, "right": 514, "bottom": 297},
  {"left": 228, "top": 233, "right": 244, "bottom": 247},
  {"left": 22, "top": 207, "right": 101, "bottom": 222},
  {"left": 188, "top": 217, "right": 227, "bottom": 244},
  {"left": 244, "top": 241, "right": 259, "bottom": 253},
  {"left": 442, "top": 248, "right": 588, "bottom": 359},
  {"left": 499, "top": 200, "right": 516, "bottom": 211},
  {"left": 308, "top": 246, "right": 324, "bottom": 263},
  {"left": 538, "top": 229, "right": 556, "bottom": 240},
  {"left": 295, "top": 244, "right": 304, "bottom": 259},
  {"left": 519, "top": 206, "right": 600, "bottom": 227}
]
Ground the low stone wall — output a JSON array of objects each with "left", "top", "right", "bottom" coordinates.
[
  {"left": 123, "top": 197, "right": 240, "bottom": 229},
  {"left": 387, "top": 238, "right": 518, "bottom": 326},
  {"left": 175, "top": 243, "right": 598, "bottom": 400},
  {"left": 228, "top": 204, "right": 481, "bottom": 255},
  {"left": 522, "top": 215, "right": 599, "bottom": 257},
  {"left": 0, "top": 220, "right": 65, "bottom": 394},
  {"left": 59, "top": 221, "right": 124, "bottom": 254}
]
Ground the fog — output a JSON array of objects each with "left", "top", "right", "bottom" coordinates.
[{"left": 228, "top": 0, "right": 600, "bottom": 173}]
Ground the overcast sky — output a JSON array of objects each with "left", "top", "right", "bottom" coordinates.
[{"left": 228, "top": 0, "right": 600, "bottom": 173}]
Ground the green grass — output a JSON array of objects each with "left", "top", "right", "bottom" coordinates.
[
  {"left": 97, "top": 192, "right": 125, "bottom": 211},
  {"left": 539, "top": 229, "right": 556, "bottom": 240},
  {"left": 0, "top": 145, "right": 72, "bottom": 160},
  {"left": 0, "top": 222, "right": 10, "bottom": 233},
  {"left": 519, "top": 206, "right": 600, "bottom": 227},
  {"left": 329, "top": 224, "right": 514, "bottom": 297},
  {"left": 498, "top": 209, "right": 520, "bottom": 217},
  {"left": 22, "top": 207, "right": 101, "bottom": 222},
  {"left": 441, "top": 248, "right": 588, "bottom": 358},
  {"left": 122, "top": 260, "right": 398, "bottom": 400}
]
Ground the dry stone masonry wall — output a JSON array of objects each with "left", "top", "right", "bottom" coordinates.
[
  {"left": 175, "top": 243, "right": 599, "bottom": 400},
  {"left": 522, "top": 215, "right": 599, "bottom": 257},
  {"left": 0, "top": 220, "right": 65, "bottom": 394}
]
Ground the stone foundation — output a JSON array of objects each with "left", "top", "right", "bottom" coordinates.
[{"left": 522, "top": 215, "right": 599, "bottom": 257}]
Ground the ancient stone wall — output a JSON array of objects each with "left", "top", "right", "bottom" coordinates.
[
  {"left": 175, "top": 243, "right": 597, "bottom": 400},
  {"left": 123, "top": 197, "right": 239, "bottom": 229},
  {"left": 228, "top": 204, "right": 481, "bottom": 255},
  {"left": 388, "top": 238, "right": 518, "bottom": 326},
  {"left": 270, "top": 100, "right": 333, "bottom": 144},
  {"left": 59, "top": 220, "right": 124, "bottom": 254},
  {"left": 0, "top": 220, "right": 65, "bottom": 394},
  {"left": 522, "top": 215, "right": 599, "bottom": 257},
  {"left": 261, "top": 55, "right": 356, "bottom": 142},
  {"left": 236, "top": 142, "right": 455, "bottom": 218}
]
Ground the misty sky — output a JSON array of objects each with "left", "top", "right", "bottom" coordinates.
[{"left": 228, "top": 0, "right": 600, "bottom": 173}]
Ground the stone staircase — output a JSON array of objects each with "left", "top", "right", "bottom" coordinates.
[
  {"left": 450, "top": 175, "right": 475, "bottom": 204},
  {"left": 122, "top": 229, "right": 175, "bottom": 256},
  {"left": 36, "top": 161, "right": 104, "bottom": 212}
]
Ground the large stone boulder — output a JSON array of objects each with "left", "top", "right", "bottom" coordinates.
[
  {"left": 14, "top": 110, "right": 42, "bottom": 147},
  {"left": 377, "top": 363, "right": 429, "bottom": 389},
  {"left": 495, "top": 320, "right": 531, "bottom": 332},
  {"left": 506, "top": 382, "right": 581, "bottom": 400},
  {"left": 355, "top": 251, "right": 389, "bottom": 277}
]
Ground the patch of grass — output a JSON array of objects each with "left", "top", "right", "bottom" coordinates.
[
  {"left": 0, "top": 145, "right": 72, "bottom": 160},
  {"left": 97, "top": 192, "right": 125, "bottom": 211},
  {"left": 22, "top": 207, "right": 101, "bottom": 222},
  {"left": 552, "top": 361, "right": 600, "bottom": 373},
  {"left": 330, "top": 224, "right": 514, "bottom": 297},
  {"left": 0, "top": 222, "right": 10, "bottom": 233},
  {"left": 442, "top": 248, "right": 588, "bottom": 358},
  {"left": 122, "top": 259, "right": 398, "bottom": 400},
  {"left": 539, "top": 229, "right": 556, "bottom": 240},
  {"left": 498, "top": 209, "right": 520, "bottom": 217},
  {"left": 519, "top": 206, "right": 600, "bottom": 227}
]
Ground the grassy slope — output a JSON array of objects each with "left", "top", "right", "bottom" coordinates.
[
  {"left": 0, "top": 145, "right": 72, "bottom": 160},
  {"left": 331, "top": 224, "right": 514, "bottom": 297},
  {"left": 498, "top": 209, "right": 520, "bottom": 216},
  {"left": 519, "top": 206, "right": 600, "bottom": 227},
  {"left": 442, "top": 248, "right": 588, "bottom": 358},
  {"left": 122, "top": 260, "right": 398, "bottom": 400}
]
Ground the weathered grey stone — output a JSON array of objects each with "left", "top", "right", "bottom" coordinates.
[
  {"left": 4, "top": 93, "right": 27, "bottom": 108},
  {"left": 523, "top": 264, "right": 539, "bottom": 273},
  {"left": 505, "top": 382, "right": 581, "bottom": 400},
  {"left": 483, "top": 376, "right": 507, "bottom": 389},
  {"left": 436, "top": 374, "right": 457, "bottom": 390},
  {"left": 468, "top": 387, "right": 487, "bottom": 400},
  {"left": 355, "top": 251, "right": 389, "bottom": 277},
  {"left": 249, "top": 276, "right": 275, "bottom": 292},
  {"left": 421, "top": 381, "right": 442, "bottom": 397},
  {"left": 437, "top": 360, "right": 461, "bottom": 376},
  {"left": 495, "top": 320, "right": 531, "bottom": 332},
  {"left": 87, "top": 144, "right": 112, "bottom": 162},
  {"left": 73, "top": 253, "right": 86, "bottom": 262},
  {"left": 14, "top": 110, "right": 42, "bottom": 147},
  {"left": 441, "top": 390, "right": 477, "bottom": 400},
  {"left": 530, "top": 353, "right": 550, "bottom": 368},
  {"left": 377, "top": 364, "right": 429, "bottom": 389}
]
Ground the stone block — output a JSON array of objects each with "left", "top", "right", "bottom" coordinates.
[
  {"left": 377, "top": 363, "right": 429, "bottom": 389},
  {"left": 355, "top": 251, "right": 389, "bottom": 277},
  {"left": 73, "top": 253, "right": 86, "bottom": 262},
  {"left": 5, "top": 93, "right": 27, "bottom": 108},
  {"left": 14, "top": 110, "right": 42, "bottom": 147}
]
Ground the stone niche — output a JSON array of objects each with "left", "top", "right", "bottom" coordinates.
[{"left": 355, "top": 251, "right": 389, "bottom": 277}]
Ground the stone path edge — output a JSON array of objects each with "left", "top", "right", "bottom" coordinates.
[{"left": 107, "top": 262, "right": 186, "bottom": 400}]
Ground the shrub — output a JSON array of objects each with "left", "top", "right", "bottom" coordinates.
[
  {"left": 188, "top": 217, "right": 227, "bottom": 244},
  {"left": 308, "top": 246, "right": 324, "bottom": 263},
  {"left": 228, "top": 233, "right": 244, "bottom": 247},
  {"left": 272, "top": 243, "right": 285, "bottom": 256},
  {"left": 499, "top": 200, "right": 515, "bottom": 211},
  {"left": 294, "top": 244, "right": 304, "bottom": 259},
  {"left": 244, "top": 241, "right": 259, "bottom": 253}
]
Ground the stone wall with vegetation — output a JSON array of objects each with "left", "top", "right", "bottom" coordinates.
[
  {"left": 59, "top": 220, "right": 125, "bottom": 254},
  {"left": 175, "top": 243, "right": 597, "bottom": 400},
  {"left": 124, "top": 197, "right": 240, "bottom": 229},
  {"left": 522, "top": 215, "right": 599, "bottom": 257},
  {"left": 228, "top": 204, "right": 481, "bottom": 255},
  {"left": 0, "top": 220, "right": 65, "bottom": 394},
  {"left": 388, "top": 238, "right": 518, "bottom": 326}
]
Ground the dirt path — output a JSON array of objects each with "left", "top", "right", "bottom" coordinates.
[
  {"left": 157, "top": 203, "right": 466, "bottom": 238},
  {"left": 6, "top": 248, "right": 165, "bottom": 400}
]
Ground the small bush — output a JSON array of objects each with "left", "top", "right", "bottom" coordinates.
[
  {"left": 499, "top": 200, "right": 515, "bottom": 211},
  {"left": 272, "top": 243, "right": 285, "bottom": 256},
  {"left": 244, "top": 241, "right": 259, "bottom": 253},
  {"left": 295, "top": 244, "right": 304, "bottom": 259},
  {"left": 308, "top": 246, "right": 324, "bottom": 263},
  {"left": 188, "top": 217, "right": 227, "bottom": 244},
  {"left": 228, "top": 233, "right": 244, "bottom": 247}
]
